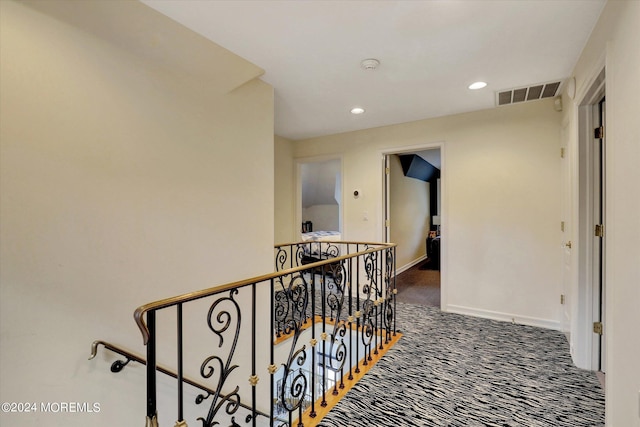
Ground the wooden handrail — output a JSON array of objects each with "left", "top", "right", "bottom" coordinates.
[{"left": 134, "top": 241, "right": 395, "bottom": 344}]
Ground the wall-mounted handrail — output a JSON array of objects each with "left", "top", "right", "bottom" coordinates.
[
  {"left": 89, "top": 340, "right": 142, "bottom": 370},
  {"left": 90, "top": 340, "right": 215, "bottom": 394},
  {"left": 89, "top": 340, "right": 270, "bottom": 419}
]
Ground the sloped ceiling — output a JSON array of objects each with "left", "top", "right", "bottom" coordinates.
[
  {"left": 416, "top": 150, "right": 441, "bottom": 169},
  {"left": 24, "top": 0, "right": 264, "bottom": 95},
  {"left": 301, "top": 160, "right": 341, "bottom": 208}
]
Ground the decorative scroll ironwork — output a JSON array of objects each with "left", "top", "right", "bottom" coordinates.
[
  {"left": 274, "top": 269, "right": 311, "bottom": 427},
  {"left": 196, "top": 289, "right": 246, "bottom": 427},
  {"left": 325, "top": 261, "right": 347, "bottom": 322},
  {"left": 360, "top": 250, "right": 380, "bottom": 359},
  {"left": 130, "top": 240, "right": 397, "bottom": 427},
  {"left": 295, "top": 244, "right": 307, "bottom": 267},
  {"left": 279, "top": 346, "right": 308, "bottom": 413},
  {"left": 326, "top": 321, "right": 348, "bottom": 386},
  {"left": 275, "top": 246, "right": 289, "bottom": 272},
  {"left": 322, "top": 243, "right": 340, "bottom": 259},
  {"left": 384, "top": 247, "right": 394, "bottom": 288},
  {"left": 274, "top": 273, "right": 310, "bottom": 337},
  {"left": 363, "top": 251, "right": 380, "bottom": 297},
  {"left": 360, "top": 299, "right": 376, "bottom": 359},
  {"left": 383, "top": 247, "right": 396, "bottom": 341}
]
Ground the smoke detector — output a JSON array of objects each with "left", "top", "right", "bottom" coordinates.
[{"left": 360, "top": 58, "right": 380, "bottom": 70}]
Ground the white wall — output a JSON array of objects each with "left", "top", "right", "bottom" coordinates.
[
  {"left": 275, "top": 135, "right": 296, "bottom": 243},
  {"left": 389, "top": 154, "right": 430, "bottom": 269},
  {"left": 0, "top": 1, "right": 274, "bottom": 426},
  {"left": 302, "top": 204, "right": 339, "bottom": 232},
  {"left": 562, "top": 1, "right": 640, "bottom": 425},
  {"left": 292, "top": 100, "right": 562, "bottom": 328}
]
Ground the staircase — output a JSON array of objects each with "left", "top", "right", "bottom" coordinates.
[{"left": 91, "top": 241, "right": 397, "bottom": 427}]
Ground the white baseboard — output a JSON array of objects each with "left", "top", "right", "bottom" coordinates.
[
  {"left": 445, "top": 304, "right": 561, "bottom": 331},
  {"left": 394, "top": 255, "right": 427, "bottom": 276}
]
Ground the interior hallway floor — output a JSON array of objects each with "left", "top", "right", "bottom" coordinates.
[{"left": 394, "top": 260, "right": 441, "bottom": 307}]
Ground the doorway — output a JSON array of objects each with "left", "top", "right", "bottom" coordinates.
[
  {"left": 382, "top": 144, "right": 444, "bottom": 308},
  {"left": 296, "top": 157, "right": 343, "bottom": 239}
]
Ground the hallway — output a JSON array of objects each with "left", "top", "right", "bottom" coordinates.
[{"left": 395, "top": 262, "right": 441, "bottom": 307}]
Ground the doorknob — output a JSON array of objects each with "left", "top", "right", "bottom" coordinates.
[{"left": 565, "top": 241, "right": 572, "bottom": 249}]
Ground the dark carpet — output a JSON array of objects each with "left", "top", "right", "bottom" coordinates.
[
  {"left": 395, "top": 261, "right": 441, "bottom": 307},
  {"left": 318, "top": 303, "right": 605, "bottom": 427}
]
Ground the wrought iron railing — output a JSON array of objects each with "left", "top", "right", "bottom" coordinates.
[{"left": 100, "top": 241, "right": 396, "bottom": 427}]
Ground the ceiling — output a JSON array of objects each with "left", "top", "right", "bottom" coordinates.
[{"left": 141, "top": 0, "right": 606, "bottom": 141}]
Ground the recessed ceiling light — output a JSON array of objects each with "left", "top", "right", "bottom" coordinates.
[
  {"left": 469, "top": 81, "right": 488, "bottom": 90},
  {"left": 350, "top": 107, "right": 365, "bottom": 114}
]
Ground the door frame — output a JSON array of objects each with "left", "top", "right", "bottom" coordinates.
[
  {"left": 590, "top": 96, "right": 606, "bottom": 372},
  {"left": 573, "top": 66, "right": 606, "bottom": 371},
  {"left": 380, "top": 141, "right": 446, "bottom": 309}
]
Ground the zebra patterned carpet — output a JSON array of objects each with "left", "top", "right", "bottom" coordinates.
[{"left": 318, "top": 303, "right": 604, "bottom": 427}]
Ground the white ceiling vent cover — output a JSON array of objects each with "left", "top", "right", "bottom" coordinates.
[{"left": 496, "top": 81, "right": 562, "bottom": 106}]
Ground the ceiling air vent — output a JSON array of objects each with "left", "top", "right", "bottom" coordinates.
[{"left": 496, "top": 81, "right": 562, "bottom": 106}]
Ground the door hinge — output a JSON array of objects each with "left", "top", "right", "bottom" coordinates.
[
  {"left": 560, "top": 294, "right": 565, "bottom": 305},
  {"left": 561, "top": 221, "right": 565, "bottom": 232},
  {"left": 593, "top": 321, "right": 603, "bottom": 335},
  {"left": 595, "top": 224, "right": 604, "bottom": 237},
  {"left": 385, "top": 167, "right": 390, "bottom": 175},
  {"left": 594, "top": 126, "right": 605, "bottom": 139},
  {"left": 560, "top": 147, "right": 565, "bottom": 158},
  {"left": 385, "top": 219, "right": 390, "bottom": 227}
]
